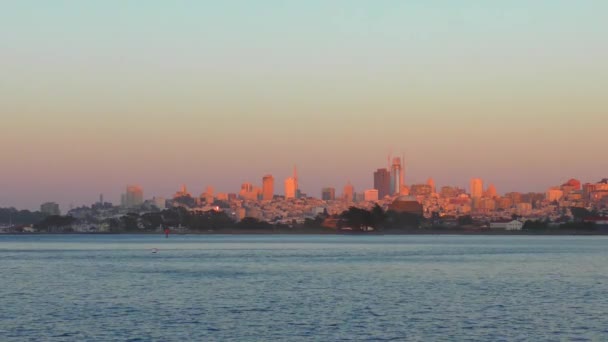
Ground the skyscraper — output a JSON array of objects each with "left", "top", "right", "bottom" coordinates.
[
  {"left": 343, "top": 182, "right": 354, "bottom": 203},
  {"left": 427, "top": 178, "right": 436, "bottom": 193},
  {"left": 390, "top": 157, "right": 402, "bottom": 195},
  {"left": 321, "top": 187, "right": 336, "bottom": 201},
  {"left": 470, "top": 178, "right": 483, "bottom": 199},
  {"left": 262, "top": 175, "right": 274, "bottom": 201},
  {"left": 285, "top": 177, "right": 297, "bottom": 199},
  {"left": 284, "top": 165, "right": 299, "bottom": 199},
  {"left": 373, "top": 168, "right": 391, "bottom": 199},
  {"left": 125, "top": 185, "right": 144, "bottom": 208}
]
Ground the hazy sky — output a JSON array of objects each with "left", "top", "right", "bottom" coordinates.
[{"left": 1, "top": 1, "right": 607, "bottom": 211}]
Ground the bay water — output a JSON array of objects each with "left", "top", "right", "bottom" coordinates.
[{"left": 1, "top": 235, "right": 607, "bottom": 341}]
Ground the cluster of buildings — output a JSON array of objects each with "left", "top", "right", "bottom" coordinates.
[{"left": 13, "top": 157, "right": 607, "bottom": 233}]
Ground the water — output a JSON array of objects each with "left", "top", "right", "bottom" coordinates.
[{"left": 1, "top": 235, "right": 607, "bottom": 341}]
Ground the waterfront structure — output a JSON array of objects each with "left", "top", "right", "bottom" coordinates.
[
  {"left": 490, "top": 220, "right": 523, "bottom": 230},
  {"left": 125, "top": 185, "right": 144, "bottom": 208},
  {"left": 470, "top": 178, "right": 483, "bottom": 199},
  {"left": 262, "top": 175, "right": 274, "bottom": 201},
  {"left": 40, "top": 202, "right": 60, "bottom": 216},
  {"left": 321, "top": 187, "right": 336, "bottom": 201},
  {"left": 373, "top": 168, "right": 391, "bottom": 199}
]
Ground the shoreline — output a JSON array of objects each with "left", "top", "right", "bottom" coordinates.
[{"left": 2, "top": 229, "right": 608, "bottom": 236}]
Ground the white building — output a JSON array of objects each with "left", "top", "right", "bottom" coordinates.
[{"left": 490, "top": 220, "right": 524, "bottom": 230}]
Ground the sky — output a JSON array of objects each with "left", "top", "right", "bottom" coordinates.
[{"left": 1, "top": 1, "right": 607, "bottom": 211}]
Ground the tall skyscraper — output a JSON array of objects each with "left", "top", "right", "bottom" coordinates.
[
  {"left": 373, "top": 168, "right": 391, "bottom": 199},
  {"left": 125, "top": 185, "right": 144, "bottom": 208},
  {"left": 390, "top": 157, "right": 403, "bottom": 195},
  {"left": 262, "top": 175, "right": 274, "bottom": 201},
  {"left": 427, "top": 178, "right": 436, "bottom": 193},
  {"left": 470, "top": 178, "right": 483, "bottom": 199},
  {"left": 321, "top": 187, "right": 336, "bottom": 201},
  {"left": 343, "top": 182, "right": 354, "bottom": 203},
  {"left": 285, "top": 177, "right": 297, "bottom": 199},
  {"left": 284, "top": 165, "right": 299, "bottom": 199}
]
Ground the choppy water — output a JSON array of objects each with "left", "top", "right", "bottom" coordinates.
[{"left": 1, "top": 235, "right": 607, "bottom": 341}]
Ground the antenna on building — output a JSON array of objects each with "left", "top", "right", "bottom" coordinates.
[{"left": 401, "top": 151, "right": 405, "bottom": 187}]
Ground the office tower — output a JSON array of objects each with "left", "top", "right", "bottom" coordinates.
[
  {"left": 40, "top": 202, "right": 60, "bottom": 216},
  {"left": 343, "top": 182, "right": 354, "bottom": 203},
  {"left": 285, "top": 177, "right": 297, "bottom": 199},
  {"left": 427, "top": 178, "right": 436, "bottom": 193},
  {"left": 322, "top": 187, "right": 336, "bottom": 201},
  {"left": 390, "top": 157, "right": 402, "bottom": 195},
  {"left": 373, "top": 168, "right": 391, "bottom": 199},
  {"left": 125, "top": 185, "right": 144, "bottom": 208},
  {"left": 262, "top": 175, "right": 274, "bottom": 201},
  {"left": 470, "top": 178, "right": 483, "bottom": 199}
]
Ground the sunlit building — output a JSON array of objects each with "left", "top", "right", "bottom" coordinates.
[
  {"left": 125, "top": 185, "right": 144, "bottom": 208},
  {"left": 285, "top": 177, "right": 297, "bottom": 199},
  {"left": 485, "top": 184, "right": 497, "bottom": 198},
  {"left": 364, "top": 189, "right": 379, "bottom": 202},
  {"left": 470, "top": 178, "right": 483, "bottom": 199},
  {"left": 390, "top": 158, "right": 403, "bottom": 195},
  {"left": 262, "top": 175, "right": 274, "bottom": 201},
  {"left": 426, "top": 178, "right": 436, "bottom": 194}
]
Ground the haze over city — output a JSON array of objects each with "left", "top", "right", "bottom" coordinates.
[{"left": 2, "top": 1, "right": 607, "bottom": 211}]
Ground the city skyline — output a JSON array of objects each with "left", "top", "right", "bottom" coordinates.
[{"left": 2, "top": 1, "right": 607, "bottom": 210}]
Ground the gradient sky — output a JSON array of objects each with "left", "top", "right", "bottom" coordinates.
[{"left": 1, "top": 1, "right": 607, "bottom": 211}]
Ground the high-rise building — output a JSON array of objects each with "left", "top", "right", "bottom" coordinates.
[
  {"left": 426, "top": 178, "right": 436, "bottom": 193},
  {"left": 470, "top": 178, "right": 483, "bottom": 199},
  {"left": 285, "top": 177, "right": 297, "bottom": 199},
  {"left": 40, "top": 202, "right": 60, "bottom": 216},
  {"left": 239, "top": 182, "right": 260, "bottom": 200},
  {"left": 285, "top": 165, "right": 299, "bottom": 199},
  {"left": 125, "top": 185, "right": 144, "bottom": 208},
  {"left": 343, "top": 182, "right": 355, "bottom": 203},
  {"left": 322, "top": 187, "right": 336, "bottom": 201},
  {"left": 262, "top": 175, "right": 274, "bottom": 201},
  {"left": 390, "top": 158, "right": 403, "bottom": 195},
  {"left": 373, "top": 168, "right": 391, "bottom": 199},
  {"left": 485, "top": 184, "right": 497, "bottom": 198}
]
